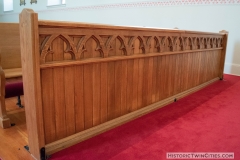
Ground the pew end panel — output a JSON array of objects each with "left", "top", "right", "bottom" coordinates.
[{"left": 19, "top": 9, "right": 228, "bottom": 160}]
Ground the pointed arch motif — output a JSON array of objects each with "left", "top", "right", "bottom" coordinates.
[
  {"left": 99, "top": 35, "right": 118, "bottom": 57},
  {"left": 203, "top": 38, "right": 208, "bottom": 49},
  {"left": 107, "top": 35, "right": 126, "bottom": 56},
  {"left": 220, "top": 38, "right": 223, "bottom": 47},
  {"left": 116, "top": 35, "right": 127, "bottom": 56},
  {"left": 154, "top": 36, "right": 161, "bottom": 52},
  {"left": 212, "top": 38, "right": 216, "bottom": 48},
  {"left": 196, "top": 37, "right": 201, "bottom": 49},
  {"left": 160, "top": 36, "right": 166, "bottom": 52},
  {"left": 187, "top": 37, "right": 193, "bottom": 50},
  {"left": 40, "top": 34, "right": 77, "bottom": 64},
  {"left": 178, "top": 37, "right": 184, "bottom": 51},
  {"left": 83, "top": 35, "right": 104, "bottom": 59},
  {"left": 209, "top": 38, "right": 213, "bottom": 48},
  {"left": 135, "top": 36, "right": 145, "bottom": 54},
  {"left": 166, "top": 36, "right": 173, "bottom": 52},
  {"left": 144, "top": 36, "right": 153, "bottom": 53},
  {"left": 216, "top": 38, "right": 221, "bottom": 48},
  {"left": 124, "top": 36, "right": 137, "bottom": 55},
  {"left": 172, "top": 36, "right": 178, "bottom": 51},
  {"left": 76, "top": 35, "right": 91, "bottom": 56}
]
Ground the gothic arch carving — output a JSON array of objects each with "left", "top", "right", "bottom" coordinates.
[
  {"left": 81, "top": 35, "right": 104, "bottom": 59},
  {"left": 187, "top": 37, "right": 193, "bottom": 50},
  {"left": 166, "top": 36, "right": 173, "bottom": 51},
  {"left": 40, "top": 34, "right": 77, "bottom": 64},
  {"left": 196, "top": 37, "right": 201, "bottom": 49},
  {"left": 209, "top": 38, "right": 215, "bottom": 48},
  {"left": 136, "top": 36, "right": 145, "bottom": 54},
  {"left": 178, "top": 37, "right": 184, "bottom": 51},
  {"left": 116, "top": 35, "right": 127, "bottom": 55},
  {"left": 154, "top": 36, "right": 161, "bottom": 52},
  {"left": 203, "top": 38, "right": 208, "bottom": 49}
]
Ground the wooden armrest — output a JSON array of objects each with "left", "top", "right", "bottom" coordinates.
[{"left": 3, "top": 68, "right": 22, "bottom": 79}]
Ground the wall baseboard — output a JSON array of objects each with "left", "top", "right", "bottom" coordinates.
[{"left": 224, "top": 63, "right": 240, "bottom": 76}]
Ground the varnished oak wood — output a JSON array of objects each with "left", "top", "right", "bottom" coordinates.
[
  {"left": 45, "top": 77, "right": 219, "bottom": 155},
  {"left": 0, "top": 65, "right": 11, "bottom": 129},
  {"left": 0, "top": 23, "right": 22, "bottom": 129},
  {"left": 0, "top": 23, "right": 21, "bottom": 70},
  {"left": 19, "top": 9, "right": 45, "bottom": 159},
  {"left": 38, "top": 20, "right": 224, "bottom": 36},
  {"left": 39, "top": 48, "right": 223, "bottom": 69},
  {"left": 4, "top": 68, "right": 22, "bottom": 79},
  {"left": 19, "top": 8, "right": 228, "bottom": 160}
]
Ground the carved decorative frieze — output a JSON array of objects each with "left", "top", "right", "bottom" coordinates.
[{"left": 39, "top": 33, "right": 223, "bottom": 64}]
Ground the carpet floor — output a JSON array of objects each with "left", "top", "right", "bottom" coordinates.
[{"left": 50, "top": 74, "right": 240, "bottom": 160}]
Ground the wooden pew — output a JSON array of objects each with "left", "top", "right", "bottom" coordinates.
[
  {"left": 19, "top": 9, "right": 228, "bottom": 160},
  {"left": 0, "top": 23, "right": 23, "bottom": 128}
]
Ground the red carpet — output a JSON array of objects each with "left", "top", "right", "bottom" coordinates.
[{"left": 50, "top": 74, "right": 240, "bottom": 160}]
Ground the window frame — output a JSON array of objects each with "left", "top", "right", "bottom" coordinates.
[
  {"left": 3, "top": 0, "right": 13, "bottom": 12},
  {"left": 47, "top": 0, "right": 66, "bottom": 7}
]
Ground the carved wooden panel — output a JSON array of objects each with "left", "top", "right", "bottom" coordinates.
[
  {"left": 38, "top": 29, "right": 223, "bottom": 65},
  {"left": 36, "top": 25, "right": 226, "bottom": 144}
]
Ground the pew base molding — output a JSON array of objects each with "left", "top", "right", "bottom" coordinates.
[{"left": 45, "top": 77, "right": 220, "bottom": 156}]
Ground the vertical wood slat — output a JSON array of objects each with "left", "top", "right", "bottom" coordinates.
[
  {"left": 142, "top": 58, "right": 149, "bottom": 107},
  {"left": 147, "top": 57, "right": 154, "bottom": 105},
  {"left": 53, "top": 67, "right": 66, "bottom": 140},
  {"left": 158, "top": 56, "right": 165, "bottom": 101},
  {"left": 41, "top": 69, "right": 55, "bottom": 144},
  {"left": 64, "top": 67, "right": 75, "bottom": 135},
  {"left": 205, "top": 52, "right": 210, "bottom": 81},
  {"left": 100, "top": 63, "right": 108, "bottom": 123},
  {"left": 126, "top": 60, "right": 134, "bottom": 113},
  {"left": 174, "top": 54, "right": 181, "bottom": 95},
  {"left": 114, "top": 61, "right": 122, "bottom": 117},
  {"left": 152, "top": 57, "right": 158, "bottom": 103},
  {"left": 166, "top": 55, "right": 172, "bottom": 98},
  {"left": 202, "top": 52, "right": 208, "bottom": 83},
  {"left": 132, "top": 59, "right": 139, "bottom": 112},
  {"left": 137, "top": 59, "right": 144, "bottom": 109},
  {"left": 83, "top": 64, "right": 93, "bottom": 129},
  {"left": 93, "top": 63, "right": 101, "bottom": 126},
  {"left": 195, "top": 52, "right": 201, "bottom": 87},
  {"left": 182, "top": 53, "right": 189, "bottom": 91},
  {"left": 121, "top": 60, "right": 128, "bottom": 114},
  {"left": 107, "top": 62, "right": 116, "bottom": 120},
  {"left": 183, "top": 53, "right": 192, "bottom": 92},
  {"left": 74, "top": 65, "right": 84, "bottom": 132}
]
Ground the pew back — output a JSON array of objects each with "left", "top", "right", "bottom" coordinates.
[
  {"left": 19, "top": 9, "right": 228, "bottom": 160},
  {"left": 0, "top": 23, "right": 21, "bottom": 69}
]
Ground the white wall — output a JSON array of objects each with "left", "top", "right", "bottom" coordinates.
[{"left": 1, "top": 0, "right": 240, "bottom": 75}]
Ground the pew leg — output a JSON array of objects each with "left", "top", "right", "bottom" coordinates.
[{"left": 16, "top": 95, "right": 24, "bottom": 108}]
